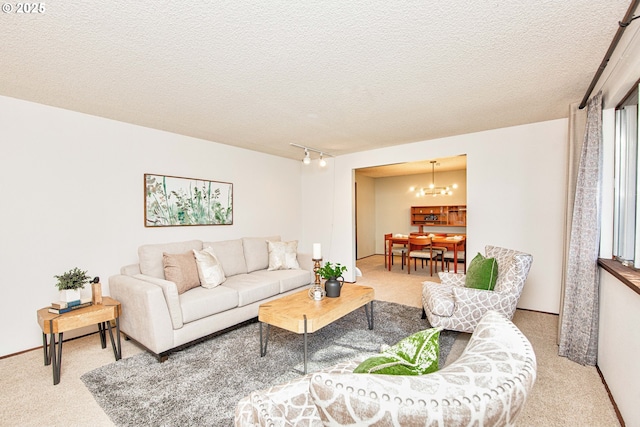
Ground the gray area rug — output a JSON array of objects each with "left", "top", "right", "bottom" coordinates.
[{"left": 81, "top": 301, "right": 458, "bottom": 426}]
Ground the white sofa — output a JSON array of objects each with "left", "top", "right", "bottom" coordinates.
[
  {"left": 235, "top": 310, "right": 537, "bottom": 426},
  {"left": 109, "top": 236, "right": 313, "bottom": 361}
]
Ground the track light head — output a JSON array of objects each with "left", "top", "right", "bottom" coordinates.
[{"left": 290, "top": 143, "right": 333, "bottom": 167}]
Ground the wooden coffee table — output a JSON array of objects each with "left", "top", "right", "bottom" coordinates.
[{"left": 258, "top": 283, "right": 375, "bottom": 373}]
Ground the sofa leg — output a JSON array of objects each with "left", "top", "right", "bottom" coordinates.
[{"left": 421, "top": 308, "right": 426, "bottom": 319}]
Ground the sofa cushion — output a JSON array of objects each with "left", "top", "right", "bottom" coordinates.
[
  {"left": 179, "top": 285, "right": 239, "bottom": 324},
  {"left": 243, "top": 236, "right": 280, "bottom": 273},
  {"left": 353, "top": 328, "right": 440, "bottom": 375},
  {"left": 162, "top": 252, "right": 201, "bottom": 294},
  {"left": 465, "top": 253, "right": 498, "bottom": 290},
  {"left": 267, "top": 240, "right": 300, "bottom": 270},
  {"left": 139, "top": 240, "right": 203, "bottom": 279},
  {"left": 223, "top": 274, "right": 280, "bottom": 306},
  {"left": 204, "top": 239, "right": 248, "bottom": 277},
  {"left": 193, "top": 247, "right": 226, "bottom": 288},
  {"left": 251, "top": 269, "right": 312, "bottom": 293}
]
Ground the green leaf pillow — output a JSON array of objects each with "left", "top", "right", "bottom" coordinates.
[
  {"left": 353, "top": 328, "right": 440, "bottom": 375},
  {"left": 465, "top": 252, "right": 498, "bottom": 290}
]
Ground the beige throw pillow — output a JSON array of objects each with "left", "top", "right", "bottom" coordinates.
[
  {"left": 267, "top": 240, "right": 300, "bottom": 270},
  {"left": 162, "top": 251, "right": 201, "bottom": 294},
  {"left": 193, "top": 247, "right": 226, "bottom": 288}
]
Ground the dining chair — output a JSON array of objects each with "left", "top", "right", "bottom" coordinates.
[
  {"left": 407, "top": 236, "right": 444, "bottom": 276},
  {"left": 384, "top": 233, "right": 407, "bottom": 270},
  {"left": 409, "top": 233, "right": 431, "bottom": 269},
  {"left": 444, "top": 250, "right": 466, "bottom": 273},
  {"left": 443, "top": 235, "right": 466, "bottom": 273},
  {"left": 423, "top": 233, "right": 449, "bottom": 263}
]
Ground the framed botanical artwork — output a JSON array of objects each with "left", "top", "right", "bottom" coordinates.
[{"left": 144, "top": 174, "right": 233, "bottom": 227}]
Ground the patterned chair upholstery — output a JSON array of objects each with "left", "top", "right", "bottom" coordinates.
[
  {"left": 422, "top": 245, "right": 533, "bottom": 333},
  {"left": 235, "top": 310, "right": 537, "bottom": 427}
]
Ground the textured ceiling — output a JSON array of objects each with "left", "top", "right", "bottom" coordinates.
[{"left": 0, "top": 1, "right": 632, "bottom": 161}]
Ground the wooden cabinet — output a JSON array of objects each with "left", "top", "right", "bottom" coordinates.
[{"left": 411, "top": 205, "right": 466, "bottom": 231}]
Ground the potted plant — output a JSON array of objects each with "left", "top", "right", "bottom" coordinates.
[
  {"left": 54, "top": 267, "right": 91, "bottom": 302},
  {"left": 317, "top": 262, "right": 347, "bottom": 298}
]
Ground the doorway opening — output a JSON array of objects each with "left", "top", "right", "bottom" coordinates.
[{"left": 354, "top": 155, "right": 467, "bottom": 260}]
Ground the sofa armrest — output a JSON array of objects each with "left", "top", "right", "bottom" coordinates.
[
  {"left": 132, "top": 274, "right": 183, "bottom": 329},
  {"left": 236, "top": 376, "right": 310, "bottom": 426},
  {"left": 437, "top": 271, "right": 466, "bottom": 286},
  {"left": 120, "top": 263, "right": 141, "bottom": 276},
  {"left": 235, "top": 360, "right": 359, "bottom": 426},
  {"left": 108, "top": 274, "right": 176, "bottom": 355}
]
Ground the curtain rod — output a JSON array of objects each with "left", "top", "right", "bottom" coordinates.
[{"left": 579, "top": 0, "right": 640, "bottom": 109}]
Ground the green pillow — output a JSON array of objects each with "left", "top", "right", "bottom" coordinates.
[
  {"left": 353, "top": 328, "right": 440, "bottom": 375},
  {"left": 465, "top": 252, "right": 498, "bottom": 290}
]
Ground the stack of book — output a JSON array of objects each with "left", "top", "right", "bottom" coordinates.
[{"left": 49, "top": 297, "right": 93, "bottom": 314}]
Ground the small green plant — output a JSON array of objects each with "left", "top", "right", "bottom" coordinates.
[
  {"left": 317, "top": 262, "right": 347, "bottom": 279},
  {"left": 54, "top": 267, "right": 91, "bottom": 291}
]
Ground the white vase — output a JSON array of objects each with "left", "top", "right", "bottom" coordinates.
[{"left": 59, "top": 289, "right": 81, "bottom": 302}]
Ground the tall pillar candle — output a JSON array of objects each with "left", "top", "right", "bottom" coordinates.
[{"left": 313, "top": 243, "right": 322, "bottom": 260}]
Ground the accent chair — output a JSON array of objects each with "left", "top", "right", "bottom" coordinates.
[{"left": 422, "top": 245, "right": 533, "bottom": 333}]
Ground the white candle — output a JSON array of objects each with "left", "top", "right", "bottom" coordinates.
[{"left": 313, "top": 243, "right": 322, "bottom": 259}]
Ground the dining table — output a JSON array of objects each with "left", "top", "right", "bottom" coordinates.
[{"left": 387, "top": 234, "right": 466, "bottom": 273}]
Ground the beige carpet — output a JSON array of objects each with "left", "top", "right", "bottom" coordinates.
[{"left": 0, "top": 255, "right": 621, "bottom": 426}]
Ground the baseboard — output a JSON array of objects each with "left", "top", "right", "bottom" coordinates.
[
  {"left": 596, "top": 364, "right": 626, "bottom": 427},
  {"left": 0, "top": 330, "right": 102, "bottom": 360}
]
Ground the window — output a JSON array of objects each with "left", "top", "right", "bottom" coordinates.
[{"left": 613, "top": 83, "right": 639, "bottom": 268}]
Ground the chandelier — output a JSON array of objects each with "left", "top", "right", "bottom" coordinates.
[{"left": 411, "top": 161, "right": 458, "bottom": 197}]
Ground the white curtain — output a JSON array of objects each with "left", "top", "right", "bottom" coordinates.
[{"left": 558, "top": 92, "right": 603, "bottom": 365}]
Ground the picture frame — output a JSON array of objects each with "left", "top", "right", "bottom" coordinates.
[{"left": 144, "top": 174, "right": 233, "bottom": 227}]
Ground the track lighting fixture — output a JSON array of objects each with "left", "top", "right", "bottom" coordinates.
[{"left": 290, "top": 143, "right": 333, "bottom": 167}]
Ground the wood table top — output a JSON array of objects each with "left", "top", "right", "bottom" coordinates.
[
  {"left": 258, "top": 284, "right": 374, "bottom": 334},
  {"left": 37, "top": 296, "right": 121, "bottom": 334}
]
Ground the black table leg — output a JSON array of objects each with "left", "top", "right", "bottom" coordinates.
[
  {"left": 42, "top": 332, "right": 50, "bottom": 366},
  {"left": 106, "top": 319, "right": 122, "bottom": 361},
  {"left": 115, "top": 317, "right": 122, "bottom": 360},
  {"left": 98, "top": 322, "right": 107, "bottom": 349},
  {"left": 365, "top": 301, "right": 374, "bottom": 330},
  {"left": 48, "top": 331, "right": 63, "bottom": 385},
  {"left": 260, "top": 322, "right": 270, "bottom": 357}
]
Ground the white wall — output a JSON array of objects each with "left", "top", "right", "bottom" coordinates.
[
  {"left": 302, "top": 119, "right": 568, "bottom": 314},
  {"left": 0, "top": 96, "right": 304, "bottom": 356},
  {"left": 598, "top": 270, "right": 640, "bottom": 427}
]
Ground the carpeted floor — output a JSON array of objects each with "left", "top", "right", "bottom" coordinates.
[{"left": 81, "top": 301, "right": 456, "bottom": 426}]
